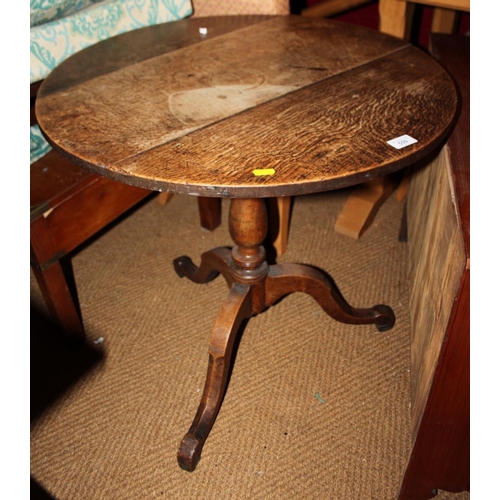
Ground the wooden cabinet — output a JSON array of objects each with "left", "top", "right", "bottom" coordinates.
[{"left": 399, "top": 34, "right": 469, "bottom": 499}]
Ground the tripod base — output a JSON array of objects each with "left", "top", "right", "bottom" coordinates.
[{"left": 173, "top": 198, "right": 395, "bottom": 471}]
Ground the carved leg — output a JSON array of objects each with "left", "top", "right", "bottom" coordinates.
[
  {"left": 174, "top": 247, "right": 234, "bottom": 287},
  {"left": 176, "top": 199, "right": 268, "bottom": 471},
  {"left": 177, "top": 283, "right": 253, "bottom": 471},
  {"left": 265, "top": 264, "right": 395, "bottom": 332},
  {"left": 175, "top": 197, "right": 395, "bottom": 472}
]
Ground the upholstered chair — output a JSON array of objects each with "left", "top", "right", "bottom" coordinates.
[{"left": 30, "top": 0, "right": 197, "bottom": 339}]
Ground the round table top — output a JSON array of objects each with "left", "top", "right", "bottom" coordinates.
[{"left": 36, "top": 15, "right": 458, "bottom": 198}]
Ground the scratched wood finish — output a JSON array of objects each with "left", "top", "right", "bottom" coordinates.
[{"left": 36, "top": 15, "right": 457, "bottom": 198}]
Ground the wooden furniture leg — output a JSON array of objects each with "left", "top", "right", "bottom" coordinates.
[
  {"left": 334, "top": 175, "right": 398, "bottom": 239},
  {"left": 177, "top": 283, "right": 253, "bottom": 471},
  {"left": 30, "top": 155, "right": 154, "bottom": 339},
  {"left": 157, "top": 192, "right": 174, "bottom": 205},
  {"left": 379, "top": 0, "right": 415, "bottom": 40},
  {"left": 174, "top": 197, "right": 395, "bottom": 471},
  {"left": 395, "top": 170, "right": 411, "bottom": 202},
  {"left": 431, "top": 7, "right": 459, "bottom": 33},
  {"left": 197, "top": 197, "right": 222, "bottom": 232},
  {"left": 30, "top": 246, "right": 85, "bottom": 339},
  {"left": 274, "top": 196, "right": 291, "bottom": 257}
]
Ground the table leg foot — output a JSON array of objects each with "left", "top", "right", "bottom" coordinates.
[
  {"left": 265, "top": 264, "right": 395, "bottom": 331},
  {"left": 370, "top": 304, "right": 396, "bottom": 332},
  {"left": 174, "top": 247, "right": 233, "bottom": 286},
  {"left": 177, "top": 283, "right": 253, "bottom": 472}
]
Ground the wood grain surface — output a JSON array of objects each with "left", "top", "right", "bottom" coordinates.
[
  {"left": 36, "top": 15, "right": 458, "bottom": 198},
  {"left": 398, "top": 33, "right": 469, "bottom": 498},
  {"left": 407, "top": 146, "right": 466, "bottom": 441}
]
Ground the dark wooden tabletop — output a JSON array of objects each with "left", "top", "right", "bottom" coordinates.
[{"left": 36, "top": 15, "right": 458, "bottom": 198}]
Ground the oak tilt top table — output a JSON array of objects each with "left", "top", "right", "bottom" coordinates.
[{"left": 36, "top": 15, "right": 458, "bottom": 472}]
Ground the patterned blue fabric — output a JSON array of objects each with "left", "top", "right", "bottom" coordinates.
[
  {"left": 30, "top": 1, "right": 105, "bottom": 27},
  {"left": 30, "top": 0, "right": 193, "bottom": 164},
  {"left": 30, "top": 0, "right": 193, "bottom": 83},
  {"left": 30, "top": 124, "right": 53, "bottom": 164}
]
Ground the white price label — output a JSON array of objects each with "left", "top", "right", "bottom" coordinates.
[{"left": 387, "top": 134, "right": 418, "bottom": 150}]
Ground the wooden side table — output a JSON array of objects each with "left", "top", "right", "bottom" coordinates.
[{"left": 36, "top": 15, "right": 458, "bottom": 472}]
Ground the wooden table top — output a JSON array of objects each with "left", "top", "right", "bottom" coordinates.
[{"left": 36, "top": 15, "right": 458, "bottom": 198}]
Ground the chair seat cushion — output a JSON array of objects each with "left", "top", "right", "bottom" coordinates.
[
  {"left": 30, "top": 0, "right": 193, "bottom": 84},
  {"left": 30, "top": 0, "right": 106, "bottom": 28}
]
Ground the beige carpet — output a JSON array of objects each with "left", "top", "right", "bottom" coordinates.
[{"left": 31, "top": 189, "right": 469, "bottom": 499}]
